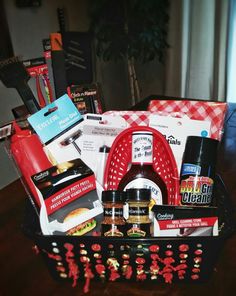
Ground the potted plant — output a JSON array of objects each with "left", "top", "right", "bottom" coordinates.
[{"left": 89, "top": 0, "right": 169, "bottom": 105}]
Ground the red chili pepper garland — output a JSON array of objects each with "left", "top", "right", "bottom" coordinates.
[
  {"left": 95, "top": 263, "right": 106, "bottom": 280},
  {"left": 163, "top": 272, "right": 173, "bottom": 283},
  {"left": 122, "top": 264, "right": 133, "bottom": 279},
  {"left": 107, "top": 258, "right": 120, "bottom": 281},
  {"left": 121, "top": 252, "right": 133, "bottom": 279},
  {"left": 191, "top": 248, "right": 203, "bottom": 279},
  {"left": 45, "top": 251, "right": 62, "bottom": 261},
  {"left": 136, "top": 264, "right": 147, "bottom": 281},
  {"left": 64, "top": 243, "right": 79, "bottom": 288},
  {"left": 83, "top": 262, "right": 94, "bottom": 294},
  {"left": 34, "top": 234, "right": 208, "bottom": 291},
  {"left": 91, "top": 244, "right": 101, "bottom": 252},
  {"left": 32, "top": 245, "right": 40, "bottom": 255},
  {"left": 150, "top": 260, "right": 160, "bottom": 280},
  {"left": 178, "top": 269, "right": 186, "bottom": 279},
  {"left": 56, "top": 265, "right": 66, "bottom": 272}
]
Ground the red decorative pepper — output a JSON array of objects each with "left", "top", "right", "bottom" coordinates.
[
  {"left": 194, "top": 249, "right": 203, "bottom": 255},
  {"left": 194, "top": 257, "right": 202, "bottom": 263},
  {"left": 80, "top": 256, "right": 90, "bottom": 263},
  {"left": 135, "top": 257, "right": 146, "bottom": 265},
  {"left": 95, "top": 264, "right": 106, "bottom": 276},
  {"left": 191, "top": 274, "right": 200, "bottom": 280},
  {"left": 178, "top": 269, "right": 186, "bottom": 279},
  {"left": 175, "top": 263, "right": 188, "bottom": 271},
  {"left": 136, "top": 265, "right": 146, "bottom": 281},
  {"left": 165, "top": 250, "right": 173, "bottom": 256},
  {"left": 124, "top": 265, "right": 133, "bottom": 279},
  {"left": 179, "top": 244, "right": 189, "bottom": 252},
  {"left": 91, "top": 244, "right": 101, "bottom": 252},
  {"left": 65, "top": 243, "right": 74, "bottom": 251},
  {"left": 64, "top": 243, "right": 79, "bottom": 288},
  {"left": 107, "top": 258, "right": 120, "bottom": 281},
  {"left": 108, "top": 266, "right": 120, "bottom": 281},
  {"left": 150, "top": 262, "right": 159, "bottom": 275},
  {"left": 122, "top": 254, "right": 130, "bottom": 259},
  {"left": 56, "top": 266, "right": 66, "bottom": 272},
  {"left": 192, "top": 268, "right": 200, "bottom": 273},
  {"left": 163, "top": 257, "right": 175, "bottom": 265},
  {"left": 32, "top": 245, "right": 40, "bottom": 255},
  {"left": 162, "top": 266, "right": 173, "bottom": 273},
  {"left": 122, "top": 264, "right": 133, "bottom": 279},
  {"left": 163, "top": 272, "right": 173, "bottom": 283},
  {"left": 46, "top": 252, "right": 62, "bottom": 261},
  {"left": 150, "top": 254, "right": 161, "bottom": 261},
  {"left": 83, "top": 262, "right": 94, "bottom": 294},
  {"left": 149, "top": 245, "right": 160, "bottom": 253},
  {"left": 179, "top": 253, "right": 188, "bottom": 259}
]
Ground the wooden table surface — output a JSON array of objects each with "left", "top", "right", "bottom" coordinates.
[{"left": 1, "top": 102, "right": 236, "bottom": 296}]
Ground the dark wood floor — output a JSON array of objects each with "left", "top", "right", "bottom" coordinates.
[{"left": 1, "top": 102, "right": 236, "bottom": 296}]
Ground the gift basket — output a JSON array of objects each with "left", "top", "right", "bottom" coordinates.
[
  {"left": 1, "top": 93, "right": 235, "bottom": 294},
  {"left": 22, "top": 174, "right": 234, "bottom": 291}
]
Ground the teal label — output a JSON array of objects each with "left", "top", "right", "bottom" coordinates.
[{"left": 28, "top": 94, "right": 82, "bottom": 143}]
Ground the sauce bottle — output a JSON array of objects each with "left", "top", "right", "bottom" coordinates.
[
  {"left": 118, "top": 131, "right": 168, "bottom": 207},
  {"left": 180, "top": 136, "right": 219, "bottom": 206}
]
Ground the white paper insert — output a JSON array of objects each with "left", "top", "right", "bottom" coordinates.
[
  {"left": 45, "top": 114, "right": 127, "bottom": 178},
  {"left": 149, "top": 115, "right": 211, "bottom": 173}
]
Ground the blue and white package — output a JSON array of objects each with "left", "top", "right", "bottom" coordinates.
[{"left": 28, "top": 94, "right": 83, "bottom": 144}]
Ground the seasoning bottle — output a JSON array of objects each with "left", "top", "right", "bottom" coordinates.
[
  {"left": 126, "top": 188, "right": 151, "bottom": 237},
  {"left": 118, "top": 131, "right": 168, "bottom": 207},
  {"left": 180, "top": 136, "right": 219, "bottom": 206},
  {"left": 101, "top": 190, "right": 126, "bottom": 237}
]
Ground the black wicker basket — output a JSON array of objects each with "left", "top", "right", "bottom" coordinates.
[{"left": 22, "top": 175, "right": 235, "bottom": 290}]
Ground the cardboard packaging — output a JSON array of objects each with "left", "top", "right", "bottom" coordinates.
[
  {"left": 105, "top": 100, "right": 227, "bottom": 174},
  {"left": 31, "top": 158, "right": 103, "bottom": 235},
  {"left": 152, "top": 205, "right": 218, "bottom": 237}
]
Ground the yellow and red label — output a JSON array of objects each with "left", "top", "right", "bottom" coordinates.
[{"left": 180, "top": 176, "right": 214, "bottom": 206}]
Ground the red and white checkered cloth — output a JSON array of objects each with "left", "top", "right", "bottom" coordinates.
[
  {"left": 105, "top": 99, "right": 227, "bottom": 140},
  {"left": 104, "top": 110, "right": 150, "bottom": 126},
  {"left": 148, "top": 100, "right": 227, "bottom": 140}
]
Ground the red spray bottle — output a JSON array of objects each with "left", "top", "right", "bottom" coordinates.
[{"left": 10, "top": 121, "right": 52, "bottom": 208}]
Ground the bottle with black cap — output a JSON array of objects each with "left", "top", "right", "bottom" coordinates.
[
  {"left": 101, "top": 190, "right": 126, "bottom": 237},
  {"left": 180, "top": 136, "right": 219, "bottom": 206}
]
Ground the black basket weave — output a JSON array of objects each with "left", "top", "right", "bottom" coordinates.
[{"left": 22, "top": 175, "right": 235, "bottom": 289}]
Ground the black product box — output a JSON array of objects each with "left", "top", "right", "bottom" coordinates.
[
  {"left": 67, "top": 83, "right": 103, "bottom": 115},
  {"left": 31, "top": 158, "right": 103, "bottom": 235}
]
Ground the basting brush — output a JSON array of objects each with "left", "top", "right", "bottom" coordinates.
[{"left": 0, "top": 56, "right": 40, "bottom": 114}]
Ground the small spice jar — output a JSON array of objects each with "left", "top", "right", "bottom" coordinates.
[
  {"left": 101, "top": 190, "right": 126, "bottom": 237},
  {"left": 126, "top": 188, "right": 151, "bottom": 237}
]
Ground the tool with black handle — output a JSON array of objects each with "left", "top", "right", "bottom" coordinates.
[{"left": 0, "top": 56, "right": 40, "bottom": 114}]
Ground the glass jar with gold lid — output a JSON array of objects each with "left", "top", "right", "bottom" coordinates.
[
  {"left": 126, "top": 188, "right": 151, "bottom": 237},
  {"left": 101, "top": 190, "right": 126, "bottom": 237}
]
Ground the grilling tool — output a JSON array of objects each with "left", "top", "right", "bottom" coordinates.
[{"left": 0, "top": 56, "right": 40, "bottom": 114}]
